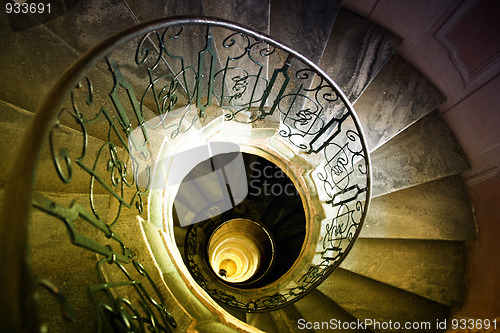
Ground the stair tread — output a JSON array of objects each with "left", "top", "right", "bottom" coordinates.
[
  {"left": 320, "top": 8, "right": 401, "bottom": 104},
  {"left": 1, "top": 5, "right": 159, "bottom": 145},
  {"left": 205, "top": 0, "right": 271, "bottom": 114},
  {"left": 246, "top": 312, "right": 279, "bottom": 333},
  {"left": 270, "top": 0, "right": 341, "bottom": 64},
  {"left": 354, "top": 54, "right": 445, "bottom": 152},
  {"left": 265, "top": 0, "right": 341, "bottom": 114},
  {"left": 319, "top": 268, "right": 450, "bottom": 332},
  {"left": 0, "top": 10, "right": 79, "bottom": 112},
  {"left": 12, "top": 190, "right": 110, "bottom": 333},
  {"left": 0, "top": 100, "right": 116, "bottom": 194},
  {"left": 369, "top": 110, "right": 470, "bottom": 197},
  {"left": 127, "top": 0, "right": 205, "bottom": 22},
  {"left": 221, "top": 305, "right": 247, "bottom": 324},
  {"left": 43, "top": 0, "right": 194, "bottom": 131},
  {"left": 360, "top": 175, "right": 476, "bottom": 241},
  {"left": 108, "top": 214, "right": 192, "bottom": 333},
  {"left": 340, "top": 238, "right": 466, "bottom": 306},
  {"left": 204, "top": 0, "right": 269, "bottom": 34},
  {"left": 43, "top": 0, "right": 137, "bottom": 55},
  {"left": 271, "top": 304, "right": 314, "bottom": 333},
  {"left": 294, "top": 289, "right": 373, "bottom": 332}
]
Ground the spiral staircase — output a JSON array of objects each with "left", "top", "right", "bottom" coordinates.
[{"left": 0, "top": 1, "right": 479, "bottom": 332}]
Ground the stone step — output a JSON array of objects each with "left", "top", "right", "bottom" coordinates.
[
  {"left": 340, "top": 238, "right": 466, "bottom": 306},
  {"left": 0, "top": 9, "right": 79, "bottom": 112},
  {"left": 319, "top": 268, "right": 450, "bottom": 333},
  {"left": 204, "top": 0, "right": 271, "bottom": 116},
  {"left": 42, "top": 0, "right": 136, "bottom": 55},
  {"left": 21, "top": 191, "right": 110, "bottom": 333},
  {"left": 0, "top": 4, "right": 161, "bottom": 146},
  {"left": 102, "top": 210, "right": 192, "bottom": 332},
  {"left": 369, "top": 110, "right": 470, "bottom": 198},
  {"left": 129, "top": 0, "right": 205, "bottom": 22},
  {"left": 40, "top": 0, "right": 193, "bottom": 108},
  {"left": 354, "top": 54, "right": 445, "bottom": 152},
  {"left": 0, "top": 99, "right": 116, "bottom": 194},
  {"left": 270, "top": 0, "right": 341, "bottom": 65},
  {"left": 294, "top": 289, "right": 373, "bottom": 333},
  {"left": 292, "top": 7, "right": 401, "bottom": 154},
  {"left": 360, "top": 175, "right": 476, "bottom": 241},
  {"left": 265, "top": 0, "right": 341, "bottom": 114},
  {"left": 246, "top": 312, "right": 279, "bottom": 333},
  {"left": 320, "top": 8, "right": 401, "bottom": 104},
  {"left": 271, "top": 304, "right": 314, "bottom": 333},
  {"left": 205, "top": 0, "right": 270, "bottom": 34},
  {"left": 220, "top": 305, "right": 247, "bottom": 324},
  {"left": 41, "top": 0, "right": 197, "bottom": 143}
]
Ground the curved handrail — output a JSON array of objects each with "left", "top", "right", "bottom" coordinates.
[{"left": 0, "top": 16, "right": 371, "bottom": 331}]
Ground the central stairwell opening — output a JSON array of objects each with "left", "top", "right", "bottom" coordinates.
[{"left": 175, "top": 151, "right": 307, "bottom": 288}]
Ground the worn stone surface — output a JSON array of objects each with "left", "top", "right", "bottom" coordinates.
[
  {"left": 221, "top": 305, "right": 247, "bottom": 324},
  {"left": 0, "top": 10, "right": 79, "bottom": 112},
  {"left": 43, "top": 0, "right": 194, "bottom": 116},
  {"left": 340, "top": 238, "right": 466, "bottom": 306},
  {"left": 294, "top": 289, "right": 370, "bottom": 332},
  {"left": 319, "top": 268, "right": 450, "bottom": 331},
  {"left": 271, "top": 304, "right": 314, "bottom": 333},
  {"left": 369, "top": 110, "right": 470, "bottom": 197},
  {"left": 0, "top": 100, "right": 112, "bottom": 194},
  {"left": 360, "top": 175, "right": 476, "bottom": 241},
  {"left": 320, "top": 8, "right": 401, "bottom": 103},
  {"left": 105, "top": 206, "right": 193, "bottom": 332},
  {"left": 26, "top": 191, "right": 109, "bottom": 333},
  {"left": 205, "top": 0, "right": 271, "bottom": 111},
  {"left": 43, "top": 0, "right": 136, "bottom": 53},
  {"left": 0, "top": 1, "right": 160, "bottom": 145},
  {"left": 246, "top": 312, "right": 278, "bottom": 332},
  {"left": 270, "top": 0, "right": 340, "bottom": 64},
  {"left": 266, "top": 0, "right": 341, "bottom": 112},
  {"left": 204, "top": 0, "right": 269, "bottom": 33},
  {"left": 354, "top": 54, "right": 445, "bottom": 152},
  {"left": 127, "top": 0, "right": 205, "bottom": 21}
]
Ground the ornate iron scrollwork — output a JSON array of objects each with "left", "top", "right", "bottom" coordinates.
[{"left": 22, "top": 17, "right": 370, "bottom": 324}]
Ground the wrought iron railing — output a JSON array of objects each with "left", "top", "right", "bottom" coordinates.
[{"left": 0, "top": 17, "right": 371, "bottom": 331}]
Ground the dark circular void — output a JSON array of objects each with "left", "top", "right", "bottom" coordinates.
[{"left": 173, "top": 152, "right": 306, "bottom": 289}]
